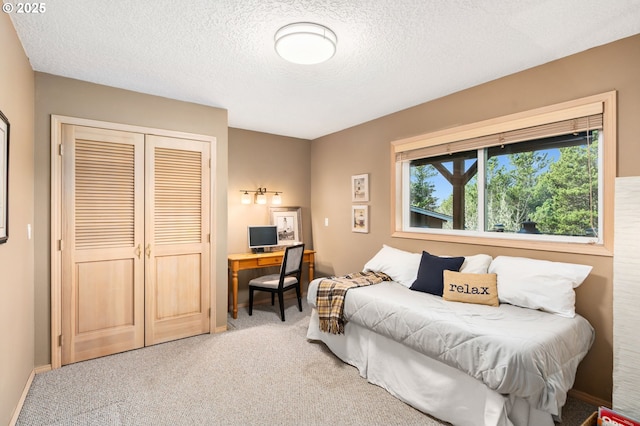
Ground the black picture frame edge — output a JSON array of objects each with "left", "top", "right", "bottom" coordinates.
[{"left": 0, "top": 109, "right": 9, "bottom": 244}]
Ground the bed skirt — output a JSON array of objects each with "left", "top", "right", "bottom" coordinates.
[{"left": 306, "top": 308, "right": 555, "bottom": 426}]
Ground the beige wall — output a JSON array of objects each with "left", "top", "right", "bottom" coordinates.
[
  {"left": 0, "top": 13, "right": 35, "bottom": 425},
  {"left": 227, "top": 128, "right": 311, "bottom": 306},
  {"left": 34, "top": 73, "right": 229, "bottom": 365},
  {"left": 310, "top": 34, "right": 640, "bottom": 403}
]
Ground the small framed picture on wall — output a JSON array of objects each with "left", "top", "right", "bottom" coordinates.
[
  {"left": 351, "top": 205, "right": 369, "bottom": 233},
  {"left": 270, "top": 206, "right": 302, "bottom": 246},
  {"left": 351, "top": 173, "right": 369, "bottom": 202}
]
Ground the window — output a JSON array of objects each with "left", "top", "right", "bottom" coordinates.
[
  {"left": 409, "top": 150, "right": 478, "bottom": 231},
  {"left": 392, "top": 92, "right": 616, "bottom": 255}
]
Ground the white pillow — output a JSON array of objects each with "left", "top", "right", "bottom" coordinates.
[
  {"left": 363, "top": 245, "right": 421, "bottom": 288},
  {"left": 459, "top": 254, "right": 493, "bottom": 274},
  {"left": 488, "top": 256, "right": 592, "bottom": 318}
]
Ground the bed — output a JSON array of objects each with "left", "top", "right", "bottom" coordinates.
[{"left": 306, "top": 246, "right": 595, "bottom": 426}]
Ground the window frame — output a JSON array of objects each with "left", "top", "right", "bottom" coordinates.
[{"left": 391, "top": 91, "right": 616, "bottom": 256}]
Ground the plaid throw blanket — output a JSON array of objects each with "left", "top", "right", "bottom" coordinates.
[{"left": 317, "top": 271, "right": 391, "bottom": 334}]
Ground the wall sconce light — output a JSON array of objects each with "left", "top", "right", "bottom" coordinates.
[
  {"left": 255, "top": 190, "right": 267, "bottom": 205},
  {"left": 241, "top": 191, "right": 252, "bottom": 204},
  {"left": 239, "top": 188, "right": 283, "bottom": 205}
]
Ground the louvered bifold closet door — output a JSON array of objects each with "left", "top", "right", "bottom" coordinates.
[
  {"left": 61, "top": 125, "right": 145, "bottom": 365},
  {"left": 145, "top": 135, "right": 210, "bottom": 345}
]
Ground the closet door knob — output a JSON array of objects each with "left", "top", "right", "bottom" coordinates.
[
  {"left": 135, "top": 244, "right": 141, "bottom": 259},
  {"left": 146, "top": 244, "right": 152, "bottom": 258}
]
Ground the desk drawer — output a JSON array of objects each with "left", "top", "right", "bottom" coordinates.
[{"left": 257, "top": 257, "right": 282, "bottom": 267}]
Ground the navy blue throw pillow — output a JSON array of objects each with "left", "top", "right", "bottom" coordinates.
[{"left": 410, "top": 251, "right": 465, "bottom": 296}]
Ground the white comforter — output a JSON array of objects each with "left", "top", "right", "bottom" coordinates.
[{"left": 307, "top": 279, "right": 594, "bottom": 416}]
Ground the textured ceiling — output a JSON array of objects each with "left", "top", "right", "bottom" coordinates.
[{"left": 7, "top": 0, "right": 640, "bottom": 139}]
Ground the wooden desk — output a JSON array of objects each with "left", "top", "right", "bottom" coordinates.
[{"left": 227, "top": 250, "right": 315, "bottom": 319}]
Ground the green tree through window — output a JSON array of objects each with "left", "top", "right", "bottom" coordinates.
[
  {"left": 533, "top": 135, "right": 599, "bottom": 236},
  {"left": 410, "top": 164, "right": 438, "bottom": 211}
]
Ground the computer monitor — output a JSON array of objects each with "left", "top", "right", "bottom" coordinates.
[{"left": 247, "top": 225, "right": 279, "bottom": 253}]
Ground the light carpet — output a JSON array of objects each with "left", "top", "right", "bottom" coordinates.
[{"left": 17, "top": 299, "right": 596, "bottom": 425}]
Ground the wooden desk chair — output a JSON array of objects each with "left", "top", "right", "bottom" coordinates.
[{"left": 248, "top": 243, "right": 305, "bottom": 321}]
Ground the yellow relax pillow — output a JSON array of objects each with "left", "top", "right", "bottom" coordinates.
[{"left": 442, "top": 270, "right": 499, "bottom": 307}]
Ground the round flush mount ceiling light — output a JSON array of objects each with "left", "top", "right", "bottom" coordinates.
[{"left": 275, "top": 22, "right": 337, "bottom": 65}]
